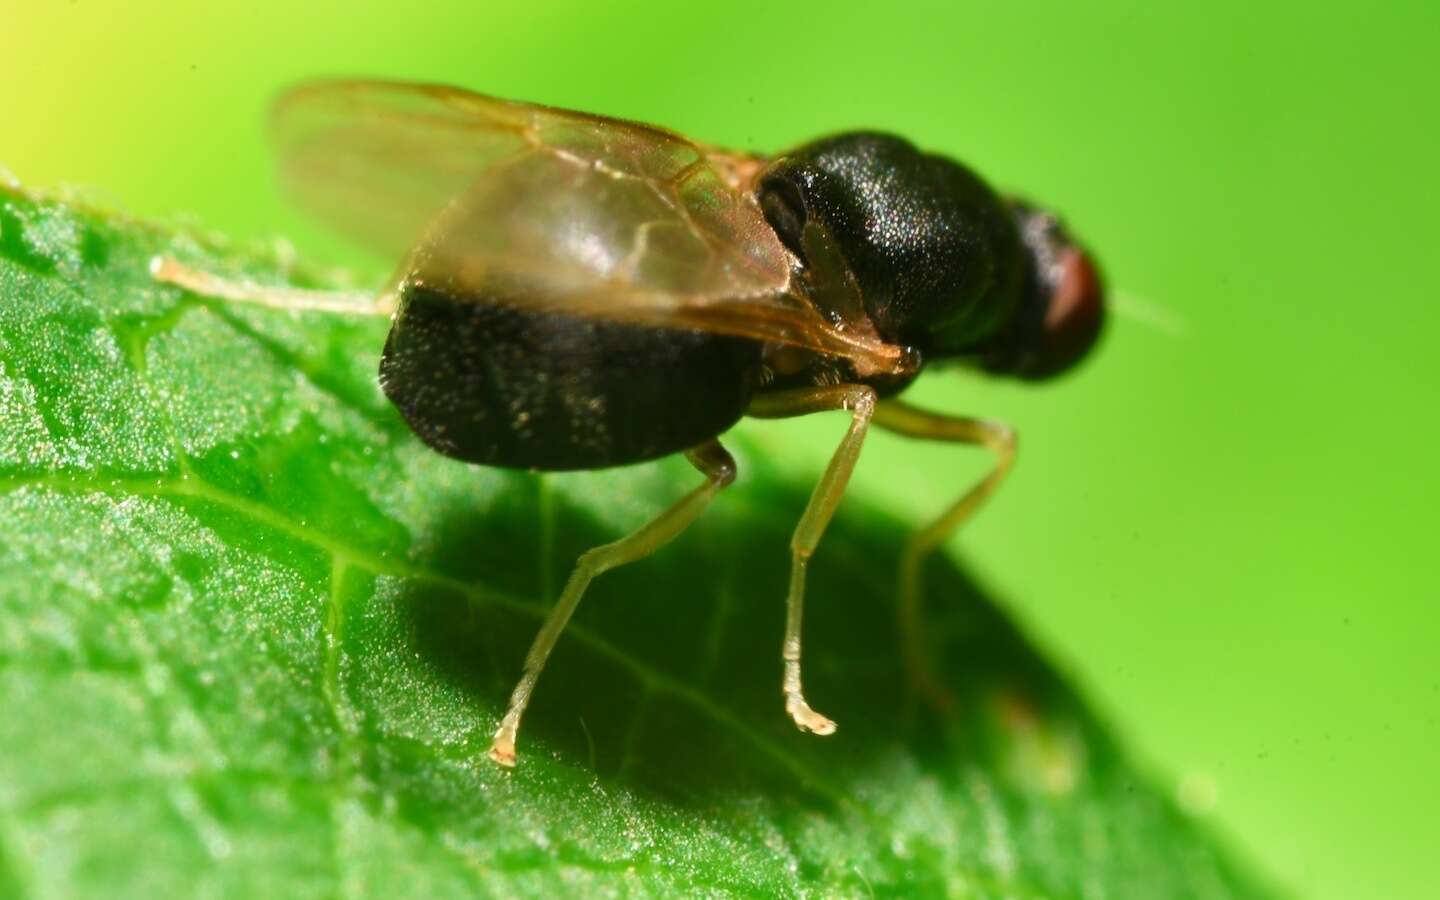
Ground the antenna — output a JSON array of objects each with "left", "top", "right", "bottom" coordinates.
[{"left": 1113, "top": 290, "right": 1188, "bottom": 337}]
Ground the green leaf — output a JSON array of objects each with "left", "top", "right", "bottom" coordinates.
[{"left": 0, "top": 183, "right": 1270, "bottom": 899}]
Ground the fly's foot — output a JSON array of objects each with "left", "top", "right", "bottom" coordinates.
[
  {"left": 488, "top": 723, "right": 519, "bottom": 768},
  {"left": 902, "top": 637, "right": 959, "bottom": 716},
  {"left": 786, "top": 694, "right": 838, "bottom": 736}
]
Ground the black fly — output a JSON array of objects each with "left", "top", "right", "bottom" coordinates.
[{"left": 152, "top": 80, "right": 1104, "bottom": 767}]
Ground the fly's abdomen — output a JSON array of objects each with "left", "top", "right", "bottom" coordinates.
[{"left": 379, "top": 286, "right": 763, "bottom": 470}]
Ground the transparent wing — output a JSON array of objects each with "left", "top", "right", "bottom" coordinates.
[{"left": 272, "top": 80, "right": 906, "bottom": 373}]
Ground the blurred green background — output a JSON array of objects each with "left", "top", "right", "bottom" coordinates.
[{"left": 4, "top": 1, "right": 1437, "bottom": 897}]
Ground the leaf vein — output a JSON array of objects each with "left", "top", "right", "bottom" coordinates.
[{"left": 3, "top": 472, "right": 860, "bottom": 811}]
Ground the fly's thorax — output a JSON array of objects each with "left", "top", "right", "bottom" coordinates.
[{"left": 756, "top": 132, "right": 1028, "bottom": 357}]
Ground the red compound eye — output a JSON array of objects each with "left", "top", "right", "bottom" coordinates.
[{"left": 1027, "top": 247, "right": 1104, "bottom": 378}]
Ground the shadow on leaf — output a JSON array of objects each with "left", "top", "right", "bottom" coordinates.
[{"left": 399, "top": 475, "right": 1105, "bottom": 808}]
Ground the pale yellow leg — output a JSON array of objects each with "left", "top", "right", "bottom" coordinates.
[
  {"left": 872, "top": 399, "right": 1016, "bottom": 709},
  {"left": 488, "top": 441, "right": 736, "bottom": 767},
  {"left": 149, "top": 256, "right": 396, "bottom": 317},
  {"left": 748, "top": 384, "right": 878, "bottom": 736}
]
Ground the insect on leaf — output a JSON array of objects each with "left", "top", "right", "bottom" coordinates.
[{"left": 0, "top": 184, "right": 1274, "bottom": 898}]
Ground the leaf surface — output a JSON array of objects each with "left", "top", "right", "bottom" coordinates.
[{"left": 0, "top": 185, "right": 1269, "bottom": 898}]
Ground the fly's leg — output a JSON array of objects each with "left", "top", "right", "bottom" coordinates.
[
  {"left": 149, "top": 256, "right": 396, "bottom": 317},
  {"left": 748, "top": 384, "right": 877, "bottom": 736},
  {"left": 872, "top": 399, "right": 1016, "bottom": 711},
  {"left": 488, "top": 440, "right": 736, "bottom": 767}
]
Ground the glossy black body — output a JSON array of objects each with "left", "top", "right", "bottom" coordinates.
[
  {"left": 380, "top": 132, "right": 1073, "bottom": 470},
  {"left": 380, "top": 286, "right": 761, "bottom": 469},
  {"left": 759, "top": 132, "right": 1028, "bottom": 357}
]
